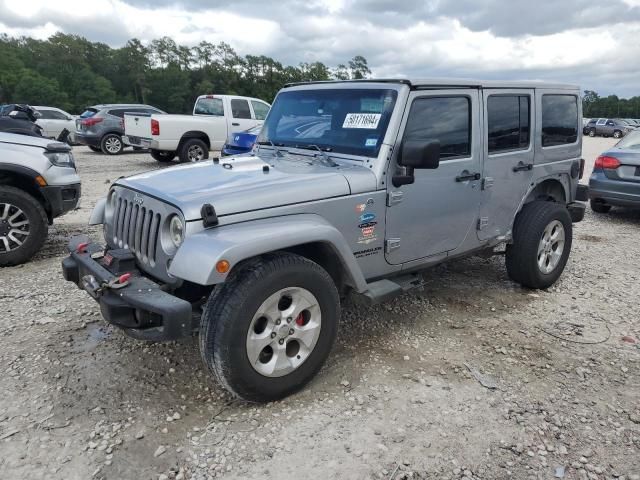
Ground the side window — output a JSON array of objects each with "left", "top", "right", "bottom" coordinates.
[
  {"left": 541, "top": 95, "right": 578, "bottom": 147},
  {"left": 38, "top": 110, "right": 55, "bottom": 120},
  {"left": 487, "top": 95, "right": 530, "bottom": 153},
  {"left": 403, "top": 96, "right": 471, "bottom": 160},
  {"left": 596, "top": 118, "right": 607, "bottom": 126},
  {"left": 194, "top": 98, "right": 224, "bottom": 116},
  {"left": 231, "top": 99, "right": 252, "bottom": 119},
  {"left": 108, "top": 109, "right": 126, "bottom": 118},
  {"left": 251, "top": 101, "right": 270, "bottom": 120}
]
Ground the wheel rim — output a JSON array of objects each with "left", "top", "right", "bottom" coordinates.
[
  {"left": 105, "top": 137, "right": 121, "bottom": 153},
  {"left": 187, "top": 145, "right": 204, "bottom": 162},
  {"left": 246, "top": 287, "right": 322, "bottom": 378},
  {"left": 537, "top": 220, "right": 565, "bottom": 274},
  {"left": 0, "top": 202, "right": 30, "bottom": 253},
  {"left": 614, "top": 131, "right": 621, "bottom": 138}
]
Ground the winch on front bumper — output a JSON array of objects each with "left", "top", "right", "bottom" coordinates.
[{"left": 61, "top": 236, "right": 193, "bottom": 341}]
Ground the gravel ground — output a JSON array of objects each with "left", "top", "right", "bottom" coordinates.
[{"left": 1, "top": 138, "right": 639, "bottom": 480}]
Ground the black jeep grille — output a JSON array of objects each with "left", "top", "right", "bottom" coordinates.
[{"left": 112, "top": 197, "right": 161, "bottom": 267}]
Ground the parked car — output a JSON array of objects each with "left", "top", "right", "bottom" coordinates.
[
  {"left": 123, "top": 95, "right": 270, "bottom": 163},
  {"left": 589, "top": 130, "right": 640, "bottom": 213},
  {"left": 622, "top": 118, "right": 640, "bottom": 128},
  {"left": 221, "top": 124, "right": 261, "bottom": 156},
  {"left": 62, "top": 79, "right": 587, "bottom": 402},
  {"left": 75, "top": 104, "right": 166, "bottom": 155},
  {"left": 0, "top": 132, "right": 80, "bottom": 265},
  {"left": 0, "top": 104, "right": 44, "bottom": 138},
  {"left": 34, "top": 106, "right": 77, "bottom": 144},
  {"left": 583, "top": 118, "right": 633, "bottom": 138}
]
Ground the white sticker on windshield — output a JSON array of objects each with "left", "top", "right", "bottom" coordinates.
[
  {"left": 365, "top": 138, "right": 378, "bottom": 147},
  {"left": 343, "top": 113, "right": 381, "bottom": 129}
]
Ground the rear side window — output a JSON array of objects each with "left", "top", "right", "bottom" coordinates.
[
  {"left": 251, "top": 101, "right": 270, "bottom": 120},
  {"left": 404, "top": 96, "right": 471, "bottom": 160},
  {"left": 231, "top": 99, "right": 252, "bottom": 119},
  {"left": 108, "top": 109, "right": 127, "bottom": 118},
  {"left": 487, "top": 95, "right": 530, "bottom": 153},
  {"left": 194, "top": 98, "right": 224, "bottom": 116},
  {"left": 541, "top": 95, "right": 578, "bottom": 147}
]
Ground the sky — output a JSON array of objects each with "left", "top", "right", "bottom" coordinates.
[{"left": 1, "top": 0, "right": 639, "bottom": 97}]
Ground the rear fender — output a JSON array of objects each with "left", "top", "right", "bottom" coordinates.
[{"left": 168, "top": 214, "right": 368, "bottom": 291}]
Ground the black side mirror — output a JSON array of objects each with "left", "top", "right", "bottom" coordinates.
[{"left": 392, "top": 140, "right": 440, "bottom": 187}]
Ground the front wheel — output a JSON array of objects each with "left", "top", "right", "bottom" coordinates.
[
  {"left": 150, "top": 149, "right": 176, "bottom": 163},
  {"left": 0, "top": 186, "right": 48, "bottom": 267},
  {"left": 506, "top": 201, "right": 572, "bottom": 289},
  {"left": 199, "top": 253, "right": 340, "bottom": 402}
]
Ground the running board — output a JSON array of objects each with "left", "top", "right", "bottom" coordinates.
[{"left": 356, "top": 273, "right": 425, "bottom": 305}]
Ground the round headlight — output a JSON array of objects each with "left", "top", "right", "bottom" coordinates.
[{"left": 169, "top": 215, "right": 184, "bottom": 247}]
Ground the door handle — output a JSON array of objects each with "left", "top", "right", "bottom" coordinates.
[
  {"left": 513, "top": 162, "right": 533, "bottom": 172},
  {"left": 455, "top": 171, "right": 481, "bottom": 182},
  {"left": 232, "top": 122, "right": 240, "bottom": 126}
]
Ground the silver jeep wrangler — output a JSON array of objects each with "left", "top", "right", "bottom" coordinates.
[{"left": 63, "top": 79, "right": 588, "bottom": 402}]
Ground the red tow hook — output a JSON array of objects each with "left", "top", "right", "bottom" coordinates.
[
  {"left": 117, "top": 273, "right": 132, "bottom": 284},
  {"left": 76, "top": 242, "right": 89, "bottom": 253}
]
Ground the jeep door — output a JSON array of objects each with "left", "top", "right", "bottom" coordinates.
[
  {"left": 595, "top": 118, "right": 607, "bottom": 135},
  {"left": 477, "top": 90, "right": 534, "bottom": 241},
  {"left": 385, "top": 90, "right": 482, "bottom": 265}
]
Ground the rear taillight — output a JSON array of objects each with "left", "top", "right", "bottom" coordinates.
[
  {"left": 579, "top": 158, "right": 585, "bottom": 179},
  {"left": 151, "top": 119, "right": 160, "bottom": 136},
  {"left": 594, "top": 155, "right": 621, "bottom": 169},
  {"left": 81, "top": 117, "right": 103, "bottom": 127}
]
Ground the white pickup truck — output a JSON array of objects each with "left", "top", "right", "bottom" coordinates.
[{"left": 123, "top": 94, "right": 270, "bottom": 163}]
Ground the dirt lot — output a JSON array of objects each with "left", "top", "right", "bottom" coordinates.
[{"left": 1, "top": 138, "right": 639, "bottom": 480}]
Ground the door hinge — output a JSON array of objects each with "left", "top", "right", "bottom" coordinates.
[
  {"left": 482, "top": 177, "right": 494, "bottom": 190},
  {"left": 477, "top": 217, "right": 489, "bottom": 230},
  {"left": 385, "top": 238, "right": 401, "bottom": 253},
  {"left": 387, "top": 191, "right": 404, "bottom": 206}
]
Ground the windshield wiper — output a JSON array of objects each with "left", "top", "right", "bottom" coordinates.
[
  {"left": 292, "top": 144, "right": 337, "bottom": 167},
  {"left": 256, "top": 140, "right": 284, "bottom": 156}
]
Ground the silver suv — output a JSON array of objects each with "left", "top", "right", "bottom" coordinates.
[
  {"left": 63, "top": 79, "right": 588, "bottom": 402},
  {"left": 1, "top": 132, "right": 80, "bottom": 265},
  {"left": 75, "top": 104, "right": 165, "bottom": 155}
]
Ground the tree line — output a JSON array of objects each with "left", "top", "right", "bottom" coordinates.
[
  {"left": 582, "top": 90, "right": 640, "bottom": 119},
  {"left": 1, "top": 33, "right": 638, "bottom": 118},
  {"left": 0, "top": 33, "right": 371, "bottom": 114}
]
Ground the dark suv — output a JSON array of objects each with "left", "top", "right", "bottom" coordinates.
[
  {"left": 75, "top": 104, "right": 165, "bottom": 155},
  {"left": 583, "top": 118, "right": 634, "bottom": 138}
]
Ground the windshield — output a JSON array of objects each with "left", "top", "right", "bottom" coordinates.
[
  {"left": 259, "top": 88, "right": 398, "bottom": 158},
  {"left": 616, "top": 130, "right": 640, "bottom": 150}
]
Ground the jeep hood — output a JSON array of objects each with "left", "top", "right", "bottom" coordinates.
[{"left": 116, "top": 153, "right": 376, "bottom": 220}]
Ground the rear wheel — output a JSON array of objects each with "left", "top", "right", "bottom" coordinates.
[
  {"left": 0, "top": 186, "right": 48, "bottom": 267},
  {"left": 590, "top": 199, "right": 611, "bottom": 213},
  {"left": 589, "top": 128, "right": 596, "bottom": 137},
  {"left": 178, "top": 138, "right": 208, "bottom": 163},
  {"left": 506, "top": 201, "right": 572, "bottom": 289},
  {"left": 150, "top": 149, "right": 176, "bottom": 163},
  {"left": 101, "top": 134, "right": 124, "bottom": 155},
  {"left": 613, "top": 130, "right": 622, "bottom": 139},
  {"left": 199, "top": 253, "right": 340, "bottom": 402}
]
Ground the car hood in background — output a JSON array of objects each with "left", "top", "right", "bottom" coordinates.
[{"left": 117, "top": 152, "right": 377, "bottom": 220}]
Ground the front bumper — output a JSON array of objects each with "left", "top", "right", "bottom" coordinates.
[
  {"left": 42, "top": 183, "right": 81, "bottom": 218},
  {"left": 62, "top": 236, "right": 193, "bottom": 341},
  {"left": 589, "top": 171, "right": 640, "bottom": 208}
]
